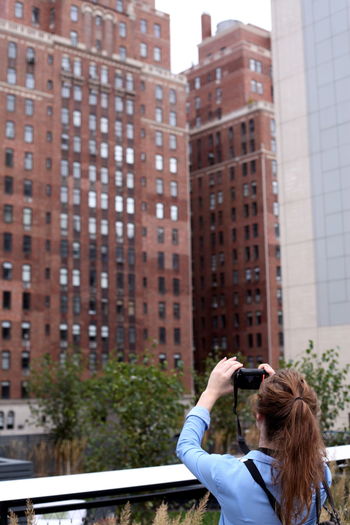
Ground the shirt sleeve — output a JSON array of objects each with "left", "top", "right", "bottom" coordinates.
[{"left": 176, "top": 406, "right": 221, "bottom": 495}]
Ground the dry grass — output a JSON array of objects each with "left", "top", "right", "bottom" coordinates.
[{"left": 8, "top": 494, "right": 210, "bottom": 525}]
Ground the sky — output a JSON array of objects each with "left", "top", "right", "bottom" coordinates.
[{"left": 155, "top": 0, "right": 272, "bottom": 73}]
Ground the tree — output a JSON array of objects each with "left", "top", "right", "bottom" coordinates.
[
  {"left": 83, "top": 358, "right": 184, "bottom": 471},
  {"left": 286, "top": 342, "right": 350, "bottom": 435},
  {"left": 28, "top": 353, "right": 87, "bottom": 474}
]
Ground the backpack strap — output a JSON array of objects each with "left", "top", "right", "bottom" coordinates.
[{"left": 243, "top": 459, "right": 282, "bottom": 522}]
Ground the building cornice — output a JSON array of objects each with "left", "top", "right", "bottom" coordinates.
[
  {"left": 184, "top": 40, "right": 271, "bottom": 75},
  {"left": 189, "top": 100, "right": 274, "bottom": 136},
  {"left": 141, "top": 63, "right": 186, "bottom": 85}
]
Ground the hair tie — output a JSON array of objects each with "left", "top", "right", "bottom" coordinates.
[{"left": 293, "top": 396, "right": 304, "bottom": 403}]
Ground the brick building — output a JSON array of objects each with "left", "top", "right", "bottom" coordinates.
[
  {"left": 186, "top": 15, "right": 282, "bottom": 370},
  {"left": 0, "top": 0, "right": 192, "bottom": 433}
]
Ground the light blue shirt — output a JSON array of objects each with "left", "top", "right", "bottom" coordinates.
[{"left": 176, "top": 406, "right": 331, "bottom": 525}]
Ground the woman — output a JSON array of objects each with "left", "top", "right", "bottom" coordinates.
[{"left": 176, "top": 357, "right": 331, "bottom": 525}]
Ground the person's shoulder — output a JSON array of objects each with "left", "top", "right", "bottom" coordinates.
[{"left": 324, "top": 463, "right": 332, "bottom": 486}]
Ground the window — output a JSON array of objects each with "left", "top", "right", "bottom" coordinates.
[
  {"left": 169, "top": 157, "right": 177, "bottom": 173},
  {"left": 70, "top": 31, "right": 78, "bottom": 46},
  {"left": 3, "top": 205, "right": 13, "bottom": 224},
  {"left": 32, "top": 6, "right": 40, "bottom": 24},
  {"left": 24, "top": 152, "right": 33, "bottom": 170},
  {"left": 15, "top": 2, "right": 23, "bottom": 18},
  {"left": 6, "top": 95, "right": 16, "bottom": 112},
  {"left": 156, "top": 178, "right": 164, "bottom": 195},
  {"left": 24, "top": 125, "right": 33, "bottom": 143},
  {"left": 170, "top": 181, "right": 178, "bottom": 197},
  {"left": 119, "top": 21, "right": 127, "bottom": 37},
  {"left": 1, "top": 351, "right": 10, "bottom": 371},
  {"left": 116, "top": 0, "right": 123, "bottom": 12},
  {"left": 155, "top": 107, "right": 163, "bottom": 123},
  {"left": 140, "top": 19, "right": 147, "bottom": 32},
  {"left": 25, "top": 73, "right": 35, "bottom": 89},
  {"left": 173, "top": 278, "right": 180, "bottom": 295},
  {"left": 72, "top": 269, "right": 80, "bottom": 286},
  {"left": 169, "top": 134, "right": 177, "bottom": 150},
  {"left": 194, "top": 77, "right": 201, "bottom": 89},
  {"left": 140, "top": 42, "right": 148, "bottom": 58},
  {"left": 7, "top": 68, "right": 16, "bottom": 85},
  {"left": 169, "top": 89, "right": 176, "bottom": 104},
  {"left": 5, "top": 121, "right": 15, "bottom": 139},
  {"left": 155, "top": 154, "right": 163, "bottom": 171},
  {"left": 156, "top": 203, "right": 164, "bottom": 219},
  {"left": 2, "top": 262, "right": 13, "bottom": 280},
  {"left": 2, "top": 322, "right": 11, "bottom": 340},
  {"left": 70, "top": 5, "right": 78, "bottom": 21},
  {"left": 23, "top": 179, "right": 32, "bottom": 198},
  {"left": 8, "top": 42, "right": 17, "bottom": 59},
  {"left": 154, "top": 47, "right": 161, "bottom": 62},
  {"left": 119, "top": 46, "right": 126, "bottom": 60},
  {"left": 154, "top": 22, "right": 161, "bottom": 37},
  {"left": 1, "top": 382, "right": 10, "bottom": 399},
  {"left": 169, "top": 111, "right": 177, "bottom": 126}
]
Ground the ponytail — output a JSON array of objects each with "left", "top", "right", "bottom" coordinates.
[{"left": 255, "top": 369, "right": 326, "bottom": 525}]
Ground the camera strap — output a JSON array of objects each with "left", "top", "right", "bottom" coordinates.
[{"left": 232, "top": 379, "right": 250, "bottom": 455}]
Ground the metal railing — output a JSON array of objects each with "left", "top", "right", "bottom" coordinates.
[{"left": 1, "top": 444, "right": 349, "bottom": 524}]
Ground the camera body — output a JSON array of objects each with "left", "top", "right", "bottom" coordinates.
[{"left": 233, "top": 368, "right": 268, "bottom": 390}]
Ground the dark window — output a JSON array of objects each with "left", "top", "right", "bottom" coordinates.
[
  {"left": 158, "top": 276, "right": 166, "bottom": 294},
  {"left": 2, "top": 291, "right": 11, "bottom": 309},
  {"left": 174, "top": 328, "right": 181, "bottom": 345},
  {"left": 60, "top": 240, "right": 68, "bottom": 257},
  {"left": 158, "top": 301, "right": 166, "bottom": 318},
  {"left": 4, "top": 176, "right": 13, "bottom": 194},
  {"left": 60, "top": 294, "right": 68, "bottom": 313},
  {"left": 22, "top": 351, "right": 30, "bottom": 371},
  {"left": 3, "top": 233, "right": 12, "bottom": 251},
  {"left": 2, "top": 322, "right": 11, "bottom": 340},
  {"left": 1, "top": 382, "right": 10, "bottom": 399},
  {"left": 23, "top": 235, "right": 31, "bottom": 253},
  {"left": 158, "top": 251, "right": 165, "bottom": 270},
  {"left": 172, "top": 228, "right": 179, "bottom": 245},
  {"left": 157, "top": 227, "right": 164, "bottom": 243},
  {"left": 159, "top": 326, "right": 166, "bottom": 344},
  {"left": 173, "top": 302, "right": 180, "bottom": 319},
  {"left": 32, "top": 6, "right": 40, "bottom": 24},
  {"left": 5, "top": 148, "right": 14, "bottom": 167},
  {"left": 172, "top": 253, "right": 179, "bottom": 271},
  {"left": 173, "top": 278, "right": 180, "bottom": 295},
  {"left": 23, "top": 180, "right": 32, "bottom": 197},
  {"left": 128, "top": 273, "right": 135, "bottom": 294},
  {"left": 2, "top": 263, "right": 12, "bottom": 280}
]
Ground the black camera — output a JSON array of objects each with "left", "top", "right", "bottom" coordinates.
[{"left": 233, "top": 368, "right": 268, "bottom": 390}]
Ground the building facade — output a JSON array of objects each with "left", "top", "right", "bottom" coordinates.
[
  {"left": 0, "top": 0, "right": 192, "bottom": 433},
  {"left": 272, "top": 0, "right": 350, "bottom": 424},
  {"left": 186, "top": 15, "right": 282, "bottom": 370}
]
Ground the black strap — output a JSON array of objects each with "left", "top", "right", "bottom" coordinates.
[
  {"left": 320, "top": 481, "right": 342, "bottom": 524},
  {"left": 232, "top": 378, "right": 250, "bottom": 454},
  {"left": 243, "top": 459, "right": 282, "bottom": 521}
]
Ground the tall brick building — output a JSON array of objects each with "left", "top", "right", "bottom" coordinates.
[
  {"left": 186, "top": 15, "right": 282, "bottom": 370},
  {"left": 0, "top": 0, "right": 192, "bottom": 432}
]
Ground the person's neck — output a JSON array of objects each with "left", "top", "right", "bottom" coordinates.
[{"left": 258, "top": 436, "right": 275, "bottom": 450}]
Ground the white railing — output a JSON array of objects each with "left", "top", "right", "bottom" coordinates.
[{"left": 0, "top": 445, "right": 349, "bottom": 523}]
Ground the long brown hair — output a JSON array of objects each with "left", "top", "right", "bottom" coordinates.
[{"left": 255, "top": 369, "right": 326, "bottom": 525}]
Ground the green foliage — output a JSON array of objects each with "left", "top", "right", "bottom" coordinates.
[
  {"left": 28, "top": 354, "right": 184, "bottom": 473},
  {"left": 28, "top": 353, "right": 86, "bottom": 443},
  {"left": 284, "top": 341, "right": 350, "bottom": 433},
  {"left": 193, "top": 353, "right": 255, "bottom": 454},
  {"left": 84, "top": 359, "right": 184, "bottom": 471}
]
